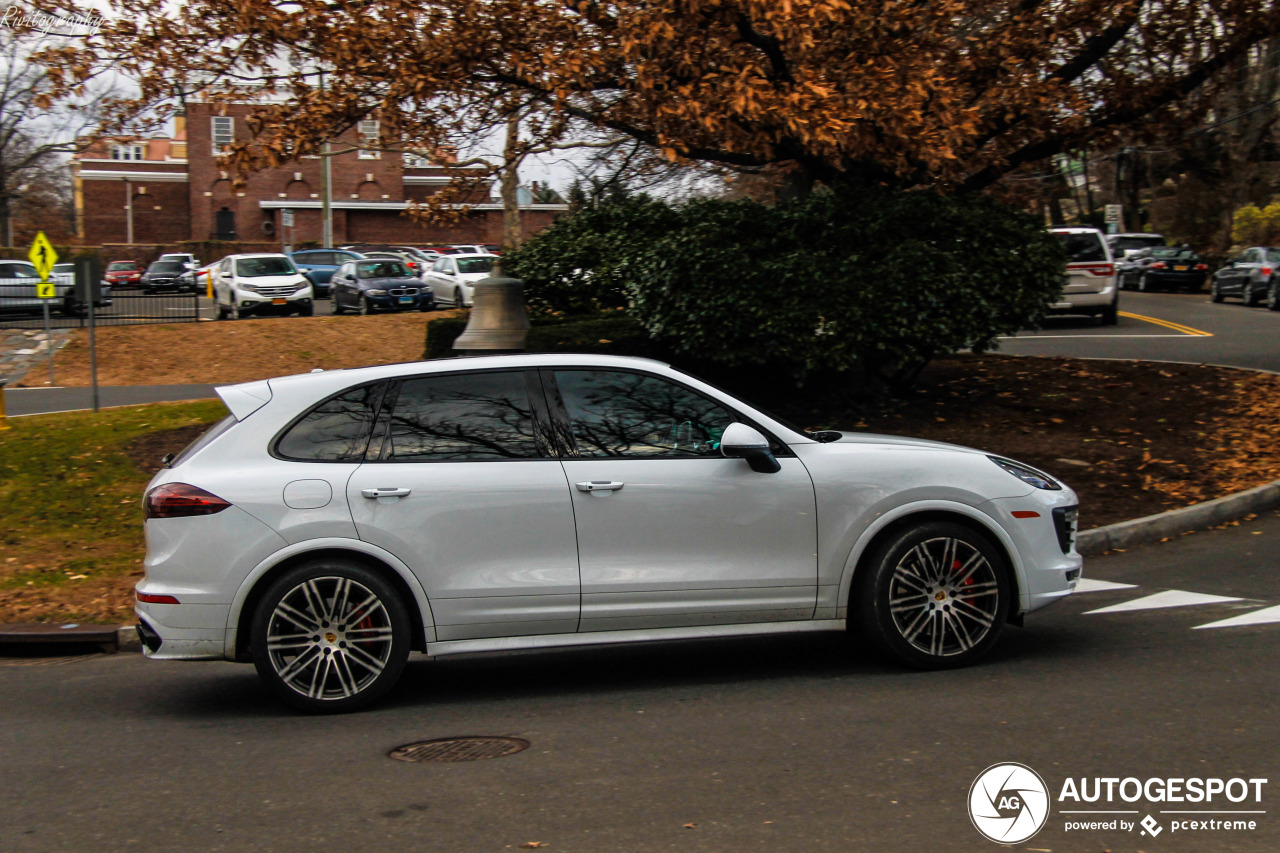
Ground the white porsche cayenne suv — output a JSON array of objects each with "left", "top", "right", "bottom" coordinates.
[{"left": 137, "top": 354, "right": 1081, "bottom": 712}]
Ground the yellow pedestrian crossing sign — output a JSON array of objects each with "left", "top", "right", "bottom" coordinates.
[{"left": 29, "top": 232, "right": 58, "bottom": 298}]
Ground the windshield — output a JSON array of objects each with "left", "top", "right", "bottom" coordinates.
[
  {"left": 150, "top": 262, "right": 186, "bottom": 273},
  {"left": 456, "top": 257, "right": 496, "bottom": 275},
  {"left": 236, "top": 257, "right": 297, "bottom": 277},
  {"left": 0, "top": 262, "right": 39, "bottom": 278},
  {"left": 1054, "top": 232, "right": 1108, "bottom": 263},
  {"left": 108, "top": 262, "right": 138, "bottom": 271},
  {"left": 357, "top": 261, "right": 411, "bottom": 279},
  {"left": 1150, "top": 247, "right": 1197, "bottom": 260}
]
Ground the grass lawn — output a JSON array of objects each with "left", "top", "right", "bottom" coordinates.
[{"left": 0, "top": 400, "right": 227, "bottom": 624}]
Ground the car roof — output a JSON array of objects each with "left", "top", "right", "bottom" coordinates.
[
  {"left": 1049, "top": 227, "right": 1105, "bottom": 234},
  {"left": 224, "top": 253, "right": 292, "bottom": 260}
]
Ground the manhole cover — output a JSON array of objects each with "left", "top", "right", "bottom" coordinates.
[{"left": 389, "top": 736, "right": 530, "bottom": 763}]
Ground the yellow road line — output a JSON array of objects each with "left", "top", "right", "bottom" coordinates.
[{"left": 1118, "top": 311, "right": 1213, "bottom": 336}]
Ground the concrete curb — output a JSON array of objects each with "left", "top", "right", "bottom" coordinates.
[
  {"left": 1077, "top": 480, "right": 1280, "bottom": 556},
  {"left": 117, "top": 624, "right": 141, "bottom": 652}
]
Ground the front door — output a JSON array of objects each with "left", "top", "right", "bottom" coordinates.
[
  {"left": 545, "top": 368, "right": 818, "bottom": 632},
  {"left": 347, "top": 369, "right": 580, "bottom": 641}
]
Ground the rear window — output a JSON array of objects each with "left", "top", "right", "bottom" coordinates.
[
  {"left": 108, "top": 262, "right": 139, "bottom": 271},
  {"left": 1054, "top": 232, "right": 1108, "bottom": 263},
  {"left": 169, "top": 415, "right": 238, "bottom": 468},
  {"left": 1108, "top": 236, "right": 1164, "bottom": 253},
  {"left": 1267, "top": 249, "right": 1280, "bottom": 263}
]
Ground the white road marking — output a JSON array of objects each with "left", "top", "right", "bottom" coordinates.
[
  {"left": 1074, "top": 579, "right": 1138, "bottom": 593},
  {"left": 1192, "top": 604, "right": 1280, "bottom": 630},
  {"left": 1085, "top": 590, "right": 1243, "bottom": 615}
]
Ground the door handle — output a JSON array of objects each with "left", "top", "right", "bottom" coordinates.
[
  {"left": 361, "top": 487, "right": 412, "bottom": 499},
  {"left": 575, "top": 481, "right": 624, "bottom": 492}
]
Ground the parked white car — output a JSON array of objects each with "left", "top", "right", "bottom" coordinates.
[
  {"left": 158, "top": 252, "right": 200, "bottom": 270},
  {"left": 136, "top": 354, "right": 1081, "bottom": 712},
  {"left": 1049, "top": 227, "right": 1119, "bottom": 325},
  {"left": 0, "top": 260, "right": 79, "bottom": 316},
  {"left": 423, "top": 252, "right": 497, "bottom": 308},
  {"left": 211, "top": 253, "right": 314, "bottom": 319}
]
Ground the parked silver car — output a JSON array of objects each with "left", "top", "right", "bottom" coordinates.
[
  {"left": 1210, "top": 246, "right": 1280, "bottom": 307},
  {"left": 1049, "top": 227, "right": 1119, "bottom": 325},
  {"left": 0, "top": 260, "right": 79, "bottom": 316},
  {"left": 136, "top": 354, "right": 1081, "bottom": 712}
]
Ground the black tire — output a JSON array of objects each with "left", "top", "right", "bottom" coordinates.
[
  {"left": 1211, "top": 279, "right": 1224, "bottom": 303},
  {"left": 229, "top": 302, "right": 242, "bottom": 321},
  {"left": 298, "top": 301, "right": 314, "bottom": 317},
  {"left": 854, "top": 521, "right": 1010, "bottom": 669},
  {"left": 331, "top": 293, "right": 344, "bottom": 315},
  {"left": 1137, "top": 274, "right": 1150, "bottom": 292},
  {"left": 215, "top": 302, "right": 228, "bottom": 320},
  {"left": 1269, "top": 282, "right": 1280, "bottom": 312},
  {"left": 1244, "top": 282, "right": 1260, "bottom": 307},
  {"left": 357, "top": 296, "right": 371, "bottom": 316},
  {"left": 1100, "top": 299, "right": 1118, "bottom": 326},
  {"left": 250, "top": 559, "right": 411, "bottom": 713}
]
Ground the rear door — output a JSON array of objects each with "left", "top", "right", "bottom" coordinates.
[{"left": 346, "top": 369, "right": 580, "bottom": 641}]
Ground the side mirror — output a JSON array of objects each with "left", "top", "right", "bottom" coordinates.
[{"left": 720, "top": 423, "right": 781, "bottom": 474}]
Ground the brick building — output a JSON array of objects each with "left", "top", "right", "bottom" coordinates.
[{"left": 71, "top": 102, "right": 567, "bottom": 247}]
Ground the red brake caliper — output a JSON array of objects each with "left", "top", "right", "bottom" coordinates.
[{"left": 952, "top": 559, "right": 975, "bottom": 586}]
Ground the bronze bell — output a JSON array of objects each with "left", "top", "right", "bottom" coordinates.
[{"left": 452, "top": 260, "right": 530, "bottom": 355}]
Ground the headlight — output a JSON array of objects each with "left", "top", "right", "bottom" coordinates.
[
  {"left": 989, "top": 456, "right": 1061, "bottom": 490},
  {"left": 366, "top": 289, "right": 387, "bottom": 296}
]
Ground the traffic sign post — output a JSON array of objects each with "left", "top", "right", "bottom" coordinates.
[
  {"left": 29, "top": 232, "right": 59, "bottom": 386},
  {"left": 1104, "top": 204, "right": 1123, "bottom": 235}
]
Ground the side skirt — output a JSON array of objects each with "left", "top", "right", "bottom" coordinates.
[{"left": 423, "top": 619, "right": 848, "bottom": 659}]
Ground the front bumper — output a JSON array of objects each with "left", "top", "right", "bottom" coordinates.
[
  {"left": 369, "top": 293, "right": 432, "bottom": 311},
  {"left": 234, "top": 287, "right": 312, "bottom": 312},
  {"left": 983, "top": 492, "right": 1082, "bottom": 615}
]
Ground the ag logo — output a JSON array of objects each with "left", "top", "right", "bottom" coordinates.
[{"left": 969, "top": 762, "right": 1051, "bottom": 844}]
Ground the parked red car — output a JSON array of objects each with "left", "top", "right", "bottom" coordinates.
[{"left": 104, "top": 260, "right": 144, "bottom": 289}]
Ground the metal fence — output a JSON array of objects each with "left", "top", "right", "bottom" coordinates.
[{"left": 0, "top": 286, "right": 203, "bottom": 330}]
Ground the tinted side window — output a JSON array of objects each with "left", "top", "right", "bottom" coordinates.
[
  {"left": 554, "top": 370, "right": 735, "bottom": 458},
  {"left": 276, "top": 383, "right": 385, "bottom": 461},
  {"left": 1054, "top": 232, "right": 1107, "bottom": 263},
  {"left": 385, "top": 372, "right": 541, "bottom": 460}
]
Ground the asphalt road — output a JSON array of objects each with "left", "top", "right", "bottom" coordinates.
[
  {"left": 1000, "top": 289, "right": 1280, "bottom": 371},
  {"left": 2, "top": 513, "right": 1278, "bottom": 852}
]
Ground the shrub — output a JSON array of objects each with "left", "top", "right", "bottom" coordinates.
[{"left": 423, "top": 312, "right": 659, "bottom": 360}]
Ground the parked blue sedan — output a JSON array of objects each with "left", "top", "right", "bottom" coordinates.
[
  {"left": 289, "top": 249, "right": 365, "bottom": 297},
  {"left": 329, "top": 259, "right": 436, "bottom": 313}
]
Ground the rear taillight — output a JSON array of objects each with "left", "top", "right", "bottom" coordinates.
[
  {"left": 1151, "top": 262, "right": 1167, "bottom": 270},
  {"left": 1263, "top": 267, "right": 1273, "bottom": 277},
  {"left": 144, "top": 483, "right": 231, "bottom": 519},
  {"left": 1069, "top": 263, "right": 1114, "bottom": 276},
  {"left": 1195, "top": 264, "right": 1208, "bottom": 270}
]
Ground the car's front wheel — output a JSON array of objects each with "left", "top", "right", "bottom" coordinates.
[
  {"left": 1211, "top": 278, "right": 1224, "bottom": 303},
  {"left": 854, "top": 521, "right": 1010, "bottom": 669},
  {"left": 251, "top": 560, "right": 411, "bottom": 713}
]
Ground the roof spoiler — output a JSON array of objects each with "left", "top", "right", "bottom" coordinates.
[{"left": 216, "top": 379, "right": 272, "bottom": 420}]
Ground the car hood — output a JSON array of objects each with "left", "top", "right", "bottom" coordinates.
[
  {"left": 815, "top": 430, "right": 984, "bottom": 454},
  {"left": 361, "top": 277, "right": 424, "bottom": 288},
  {"left": 458, "top": 271, "right": 494, "bottom": 282},
  {"left": 239, "top": 274, "right": 308, "bottom": 287}
]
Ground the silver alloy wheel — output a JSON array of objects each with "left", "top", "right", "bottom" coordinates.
[
  {"left": 887, "top": 535, "right": 1001, "bottom": 657},
  {"left": 264, "top": 576, "right": 395, "bottom": 702}
]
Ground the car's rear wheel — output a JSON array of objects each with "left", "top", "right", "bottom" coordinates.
[
  {"left": 251, "top": 560, "right": 410, "bottom": 713},
  {"left": 1269, "top": 282, "right": 1280, "bottom": 312},
  {"left": 1099, "top": 299, "right": 1118, "bottom": 325},
  {"left": 854, "top": 521, "right": 1010, "bottom": 669}
]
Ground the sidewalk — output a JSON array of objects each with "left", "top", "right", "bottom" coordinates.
[{"left": 0, "top": 327, "right": 73, "bottom": 388}]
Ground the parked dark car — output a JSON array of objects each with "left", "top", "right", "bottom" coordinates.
[
  {"left": 1119, "top": 246, "right": 1209, "bottom": 292},
  {"left": 1210, "top": 246, "right": 1280, "bottom": 308},
  {"left": 289, "top": 249, "right": 365, "bottom": 297},
  {"left": 105, "top": 260, "right": 144, "bottom": 289},
  {"left": 141, "top": 260, "right": 197, "bottom": 294},
  {"left": 329, "top": 259, "right": 435, "bottom": 314}
]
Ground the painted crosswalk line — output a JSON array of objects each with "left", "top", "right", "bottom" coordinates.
[
  {"left": 1084, "top": 590, "right": 1243, "bottom": 615},
  {"left": 1075, "top": 579, "right": 1138, "bottom": 593},
  {"left": 1193, "top": 604, "right": 1280, "bottom": 630}
]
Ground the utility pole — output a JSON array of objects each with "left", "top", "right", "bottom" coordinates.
[{"left": 319, "top": 70, "right": 333, "bottom": 247}]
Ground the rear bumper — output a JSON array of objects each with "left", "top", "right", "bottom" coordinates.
[{"left": 135, "top": 601, "right": 230, "bottom": 660}]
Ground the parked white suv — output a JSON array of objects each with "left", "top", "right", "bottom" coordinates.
[
  {"left": 212, "top": 253, "right": 314, "bottom": 319},
  {"left": 135, "top": 353, "right": 1081, "bottom": 712},
  {"left": 1049, "top": 227, "right": 1119, "bottom": 325}
]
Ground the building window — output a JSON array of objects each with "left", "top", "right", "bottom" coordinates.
[
  {"left": 358, "top": 120, "right": 380, "bottom": 159},
  {"left": 110, "top": 144, "right": 145, "bottom": 161},
  {"left": 212, "top": 116, "right": 234, "bottom": 154},
  {"left": 403, "top": 152, "right": 430, "bottom": 168}
]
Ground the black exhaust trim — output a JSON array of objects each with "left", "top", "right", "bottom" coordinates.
[{"left": 136, "top": 619, "right": 162, "bottom": 653}]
